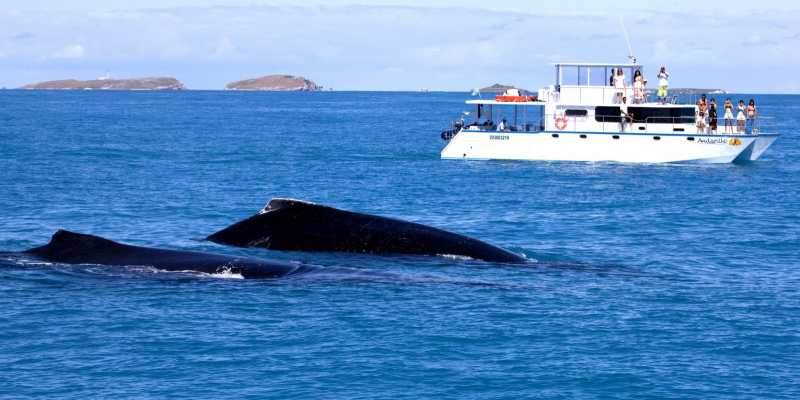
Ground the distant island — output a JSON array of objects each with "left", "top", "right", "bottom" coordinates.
[
  {"left": 669, "top": 88, "right": 726, "bottom": 95},
  {"left": 479, "top": 83, "right": 531, "bottom": 95},
  {"left": 21, "top": 77, "right": 185, "bottom": 90},
  {"left": 643, "top": 88, "right": 727, "bottom": 98},
  {"left": 225, "top": 75, "right": 321, "bottom": 91}
]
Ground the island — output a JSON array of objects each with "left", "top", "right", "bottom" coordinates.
[
  {"left": 479, "top": 83, "right": 531, "bottom": 95},
  {"left": 225, "top": 75, "right": 321, "bottom": 91},
  {"left": 669, "top": 88, "right": 727, "bottom": 95},
  {"left": 21, "top": 77, "right": 185, "bottom": 90}
]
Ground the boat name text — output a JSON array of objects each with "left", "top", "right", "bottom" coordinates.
[{"left": 697, "top": 138, "right": 728, "bottom": 145}]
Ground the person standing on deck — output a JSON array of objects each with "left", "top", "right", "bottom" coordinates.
[
  {"left": 746, "top": 99, "right": 757, "bottom": 134},
  {"left": 736, "top": 100, "right": 747, "bottom": 134},
  {"left": 708, "top": 98, "right": 718, "bottom": 134},
  {"left": 723, "top": 98, "right": 735, "bottom": 134},
  {"left": 657, "top": 66, "right": 670, "bottom": 104},
  {"left": 614, "top": 69, "right": 626, "bottom": 104},
  {"left": 696, "top": 99, "right": 707, "bottom": 134},
  {"left": 633, "top": 70, "right": 645, "bottom": 104}
]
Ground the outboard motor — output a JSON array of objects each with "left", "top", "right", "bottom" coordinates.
[{"left": 440, "top": 119, "right": 464, "bottom": 141}]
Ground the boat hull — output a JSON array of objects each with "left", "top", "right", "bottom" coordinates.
[
  {"left": 441, "top": 130, "right": 767, "bottom": 164},
  {"left": 750, "top": 134, "right": 779, "bottom": 161}
]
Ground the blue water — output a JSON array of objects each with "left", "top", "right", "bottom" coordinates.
[{"left": 1, "top": 90, "right": 798, "bottom": 399}]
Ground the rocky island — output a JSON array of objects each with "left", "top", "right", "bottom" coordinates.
[
  {"left": 479, "top": 83, "right": 531, "bottom": 95},
  {"left": 225, "top": 75, "right": 321, "bottom": 91},
  {"left": 21, "top": 77, "right": 185, "bottom": 90}
]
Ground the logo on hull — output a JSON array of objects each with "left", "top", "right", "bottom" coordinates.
[{"left": 697, "top": 138, "right": 728, "bottom": 145}]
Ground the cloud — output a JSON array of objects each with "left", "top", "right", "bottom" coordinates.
[{"left": 51, "top": 44, "right": 85, "bottom": 59}]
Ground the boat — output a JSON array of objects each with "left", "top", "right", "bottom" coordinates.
[{"left": 440, "top": 62, "right": 778, "bottom": 163}]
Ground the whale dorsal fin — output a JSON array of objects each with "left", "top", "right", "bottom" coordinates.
[
  {"left": 25, "top": 230, "right": 123, "bottom": 259},
  {"left": 50, "top": 230, "right": 118, "bottom": 247},
  {"left": 260, "top": 198, "right": 320, "bottom": 214}
]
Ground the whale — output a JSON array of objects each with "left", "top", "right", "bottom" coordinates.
[
  {"left": 206, "top": 198, "right": 526, "bottom": 263},
  {"left": 24, "top": 230, "right": 311, "bottom": 279}
]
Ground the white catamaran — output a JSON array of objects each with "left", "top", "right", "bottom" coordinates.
[{"left": 440, "top": 62, "right": 778, "bottom": 164}]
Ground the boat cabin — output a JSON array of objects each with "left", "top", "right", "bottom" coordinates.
[
  {"left": 462, "top": 62, "right": 702, "bottom": 135},
  {"left": 543, "top": 62, "right": 643, "bottom": 105}
]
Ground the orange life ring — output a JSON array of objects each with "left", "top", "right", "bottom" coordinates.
[{"left": 555, "top": 116, "right": 568, "bottom": 130}]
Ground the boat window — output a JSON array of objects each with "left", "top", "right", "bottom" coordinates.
[
  {"left": 558, "top": 65, "right": 616, "bottom": 86},
  {"left": 523, "top": 105, "right": 545, "bottom": 132},
  {"left": 627, "top": 107, "right": 695, "bottom": 124},
  {"left": 595, "top": 106, "right": 621, "bottom": 122},
  {"left": 586, "top": 66, "right": 607, "bottom": 86},
  {"left": 565, "top": 109, "right": 588, "bottom": 117},
  {"left": 560, "top": 67, "right": 581, "bottom": 85}
]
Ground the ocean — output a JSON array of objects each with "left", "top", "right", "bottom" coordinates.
[{"left": 1, "top": 90, "right": 798, "bottom": 399}]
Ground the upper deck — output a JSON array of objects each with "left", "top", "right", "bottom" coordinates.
[{"left": 544, "top": 62, "right": 645, "bottom": 106}]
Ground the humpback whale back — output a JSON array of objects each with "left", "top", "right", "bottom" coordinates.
[
  {"left": 207, "top": 198, "right": 525, "bottom": 263},
  {"left": 26, "top": 230, "right": 130, "bottom": 264},
  {"left": 25, "top": 230, "right": 308, "bottom": 279}
]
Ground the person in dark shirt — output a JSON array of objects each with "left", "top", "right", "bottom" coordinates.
[{"left": 708, "top": 98, "right": 718, "bottom": 134}]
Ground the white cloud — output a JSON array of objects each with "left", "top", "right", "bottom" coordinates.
[{"left": 51, "top": 44, "right": 85, "bottom": 59}]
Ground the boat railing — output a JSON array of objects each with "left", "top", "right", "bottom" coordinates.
[
  {"left": 556, "top": 85, "right": 637, "bottom": 105},
  {"left": 578, "top": 115, "right": 762, "bottom": 135},
  {"left": 460, "top": 113, "right": 765, "bottom": 135}
]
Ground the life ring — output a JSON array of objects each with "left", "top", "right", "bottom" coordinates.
[{"left": 554, "top": 116, "right": 568, "bottom": 130}]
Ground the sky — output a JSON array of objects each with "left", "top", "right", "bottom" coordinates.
[{"left": 1, "top": 0, "right": 799, "bottom": 92}]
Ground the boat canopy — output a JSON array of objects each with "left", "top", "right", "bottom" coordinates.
[{"left": 554, "top": 62, "right": 642, "bottom": 87}]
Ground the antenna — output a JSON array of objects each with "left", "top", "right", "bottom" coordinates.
[{"left": 619, "top": 16, "right": 636, "bottom": 64}]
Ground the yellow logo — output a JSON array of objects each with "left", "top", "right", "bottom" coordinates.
[{"left": 729, "top": 138, "right": 742, "bottom": 146}]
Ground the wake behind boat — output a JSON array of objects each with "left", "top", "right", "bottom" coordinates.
[{"left": 440, "top": 62, "right": 779, "bottom": 164}]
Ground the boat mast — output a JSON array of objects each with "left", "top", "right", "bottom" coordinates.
[{"left": 619, "top": 17, "right": 636, "bottom": 65}]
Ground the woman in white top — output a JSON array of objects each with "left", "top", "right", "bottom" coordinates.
[
  {"left": 736, "top": 100, "right": 747, "bottom": 134},
  {"left": 633, "top": 70, "right": 645, "bottom": 104},
  {"left": 723, "top": 98, "right": 734, "bottom": 134},
  {"left": 613, "top": 69, "right": 626, "bottom": 104}
]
